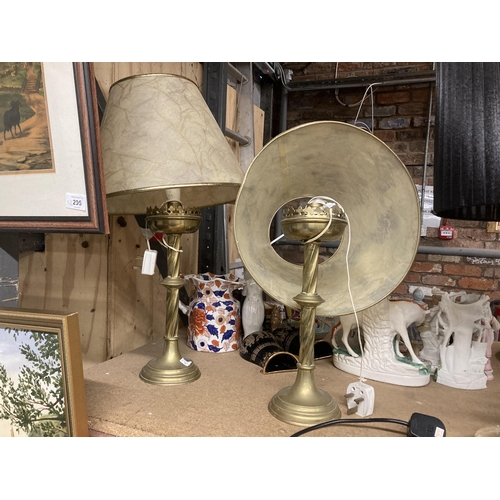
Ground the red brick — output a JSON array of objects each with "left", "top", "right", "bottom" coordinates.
[
  {"left": 414, "top": 254, "right": 429, "bottom": 262},
  {"left": 373, "top": 130, "right": 396, "bottom": 142},
  {"left": 422, "top": 275, "right": 456, "bottom": 287},
  {"left": 404, "top": 272, "right": 422, "bottom": 283},
  {"left": 337, "top": 62, "right": 364, "bottom": 72},
  {"left": 397, "top": 129, "right": 426, "bottom": 141},
  {"left": 485, "top": 241, "right": 500, "bottom": 250},
  {"left": 458, "top": 277, "right": 497, "bottom": 291},
  {"left": 460, "top": 228, "right": 496, "bottom": 241},
  {"left": 377, "top": 91, "right": 411, "bottom": 105},
  {"left": 411, "top": 88, "right": 433, "bottom": 102},
  {"left": 301, "top": 63, "right": 335, "bottom": 76},
  {"left": 411, "top": 261, "right": 442, "bottom": 273},
  {"left": 412, "top": 116, "right": 435, "bottom": 128},
  {"left": 442, "top": 239, "right": 485, "bottom": 249},
  {"left": 386, "top": 141, "right": 409, "bottom": 154},
  {"left": 425, "top": 227, "right": 440, "bottom": 238},
  {"left": 398, "top": 102, "right": 428, "bottom": 115},
  {"left": 486, "top": 291, "right": 500, "bottom": 301},
  {"left": 484, "top": 268, "right": 495, "bottom": 278},
  {"left": 393, "top": 283, "right": 409, "bottom": 295},
  {"left": 443, "top": 264, "right": 482, "bottom": 277},
  {"left": 451, "top": 220, "right": 481, "bottom": 228}
]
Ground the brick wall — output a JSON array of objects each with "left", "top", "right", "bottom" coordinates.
[{"left": 278, "top": 62, "right": 500, "bottom": 303}]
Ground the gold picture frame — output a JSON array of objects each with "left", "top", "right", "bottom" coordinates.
[
  {"left": 0, "top": 62, "right": 108, "bottom": 234},
  {"left": 0, "top": 307, "right": 88, "bottom": 437}
]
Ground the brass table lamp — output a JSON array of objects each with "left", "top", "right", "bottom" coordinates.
[
  {"left": 100, "top": 73, "right": 243, "bottom": 385},
  {"left": 234, "top": 121, "right": 421, "bottom": 426}
]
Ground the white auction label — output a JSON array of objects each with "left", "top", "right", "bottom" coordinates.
[
  {"left": 66, "top": 193, "right": 87, "bottom": 212},
  {"left": 180, "top": 358, "right": 193, "bottom": 367}
]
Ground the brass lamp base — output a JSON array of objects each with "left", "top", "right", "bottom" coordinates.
[
  {"left": 139, "top": 339, "right": 201, "bottom": 385},
  {"left": 139, "top": 200, "right": 202, "bottom": 386},
  {"left": 268, "top": 364, "right": 341, "bottom": 426}
]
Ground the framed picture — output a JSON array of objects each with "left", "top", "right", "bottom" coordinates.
[
  {"left": 0, "top": 307, "right": 88, "bottom": 437},
  {"left": 0, "top": 62, "right": 109, "bottom": 234}
]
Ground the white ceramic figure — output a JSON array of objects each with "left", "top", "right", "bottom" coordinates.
[
  {"left": 242, "top": 269, "right": 265, "bottom": 339},
  {"left": 433, "top": 292, "right": 495, "bottom": 390},
  {"left": 332, "top": 298, "right": 431, "bottom": 387},
  {"left": 334, "top": 299, "right": 427, "bottom": 363}
]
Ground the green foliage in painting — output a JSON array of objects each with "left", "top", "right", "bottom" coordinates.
[
  {"left": 0, "top": 63, "right": 42, "bottom": 89},
  {"left": 0, "top": 329, "right": 67, "bottom": 437}
]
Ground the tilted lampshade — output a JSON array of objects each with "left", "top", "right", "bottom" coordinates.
[{"left": 100, "top": 73, "right": 243, "bottom": 214}]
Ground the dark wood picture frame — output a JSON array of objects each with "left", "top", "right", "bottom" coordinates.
[
  {"left": 0, "top": 307, "right": 88, "bottom": 437},
  {"left": 0, "top": 62, "right": 109, "bottom": 234}
]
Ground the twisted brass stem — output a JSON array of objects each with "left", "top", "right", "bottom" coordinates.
[
  {"left": 296, "top": 241, "right": 322, "bottom": 368},
  {"left": 164, "top": 233, "right": 181, "bottom": 340},
  {"left": 302, "top": 240, "right": 320, "bottom": 294}
]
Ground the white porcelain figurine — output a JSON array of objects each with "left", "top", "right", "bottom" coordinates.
[
  {"left": 242, "top": 269, "right": 265, "bottom": 339},
  {"left": 431, "top": 292, "right": 499, "bottom": 390},
  {"left": 332, "top": 298, "right": 431, "bottom": 387}
]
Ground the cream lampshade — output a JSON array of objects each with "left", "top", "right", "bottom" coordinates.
[
  {"left": 100, "top": 73, "right": 244, "bottom": 385},
  {"left": 101, "top": 73, "right": 243, "bottom": 213}
]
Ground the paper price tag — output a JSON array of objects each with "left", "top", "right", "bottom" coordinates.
[
  {"left": 66, "top": 193, "right": 87, "bottom": 212},
  {"left": 180, "top": 358, "right": 193, "bottom": 367}
]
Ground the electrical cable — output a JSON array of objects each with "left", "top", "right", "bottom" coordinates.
[
  {"left": 274, "top": 63, "right": 293, "bottom": 91},
  {"left": 145, "top": 221, "right": 183, "bottom": 253},
  {"left": 305, "top": 196, "right": 365, "bottom": 380},
  {"left": 290, "top": 417, "right": 409, "bottom": 437}
]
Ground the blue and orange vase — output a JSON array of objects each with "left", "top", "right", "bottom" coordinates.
[{"left": 182, "top": 272, "right": 243, "bottom": 353}]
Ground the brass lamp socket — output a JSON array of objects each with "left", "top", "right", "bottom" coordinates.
[
  {"left": 146, "top": 201, "right": 202, "bottom": 234},
  {"left": 281, "top": 202, "right": 347, "bottom": 242}
]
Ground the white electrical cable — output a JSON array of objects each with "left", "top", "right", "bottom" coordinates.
[
  {"left": 145, "top": 221, "right": 183, "bottom": 253},
  {"left": 305, "top": 196, "right": 365, "bottom": 381},
  {"left": 270, "top": 233, "right": 285, "bottom": 246},
  {"left": 161, "top": 235, "right": 183, "bottom": 253},
  {"left": 353, "top": 83, "right": 378, "bottom": 134}
]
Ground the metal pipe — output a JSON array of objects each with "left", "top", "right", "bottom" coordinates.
[
  {"left": 288, "top": 75, "right": 436, "bottom": 92},
  {"left": 225, "top": 127, "right": 251, "bottom": 146},
  {"left": 228, "top": 63, "right": 248, "bottom": 84},
  {"left": 274, "top": 238, "right": 500, "bottom": 259},
  {"left": 417, "top": 246, "right": 500, "bottom": 259}
]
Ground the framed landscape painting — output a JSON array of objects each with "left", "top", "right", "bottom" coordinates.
[
  {"left": 0, "top": 308, "right": 88, "bottom": 437},
  {"left": 0, "top": 62, "right": 109, "bottom": 233}
]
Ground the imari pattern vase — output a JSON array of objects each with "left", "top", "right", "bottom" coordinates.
[{"left": 182, "top": 272, "right": 243, "bottom": 353}]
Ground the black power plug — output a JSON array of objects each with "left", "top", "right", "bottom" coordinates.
[{"left": 408, "top": 412, "right": 446, "bottom": 437}]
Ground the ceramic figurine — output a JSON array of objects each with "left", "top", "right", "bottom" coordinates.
[
  {"left": 241, "top": 269, "right": 265, "bottom": 339},
  {"left": 181, "top": 272, "right": 243, "bottom": 353},
  {"left": 432, "top": 292, "right": 498, "bottom": 389},
  {"left": 332, "top": 298, "right": 431, "bottom": 387},
  {"left": 334, "top": 299, "right": 427, "bottom": 364}
]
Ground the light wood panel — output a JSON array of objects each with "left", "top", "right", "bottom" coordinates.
[
  {"left": 106, "top": 215, "right": 165, "bottom": 358},
  {"left": 227, "top": 98, "right": 266, "bottom": 267},
  {"left": 18, "top": 233, "right": 109, "bottom": 368},
  {"left": 94, "top": 62, "right": 203, "bottom": 99}
]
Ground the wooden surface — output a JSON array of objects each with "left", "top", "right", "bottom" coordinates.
[
  {"left": 94, "top": 62, "right": 203, "bottom": 98},
  {"left": 84, "top": 328, "right": 500, "bottom": 437},
  {"left": 18, "top": 232, "right": 109, "bottom": 368}
]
